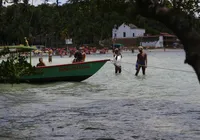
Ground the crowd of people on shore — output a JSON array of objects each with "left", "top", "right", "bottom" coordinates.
[{"left": 33, "top": 46, "right": 110, "bottom": 57}]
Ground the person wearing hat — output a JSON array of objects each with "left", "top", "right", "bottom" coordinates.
[
  {"left": 113, "top": 48, "right": 122, "bottom": 74},
  {"left": 135, "top": 46, "right": 147, "bottom": 76}
]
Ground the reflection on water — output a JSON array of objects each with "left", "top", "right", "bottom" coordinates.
[{"left": 0, "top": 50, "right": 200, "bottom": 140}]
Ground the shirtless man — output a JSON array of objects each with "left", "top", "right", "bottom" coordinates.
[
  {"left": 81, "top": 48, "right": 86, "bottom": 62},
  {"left": 135, "top": 46, "right": 147, "bottom": 76},
  {"left": 36, "top": 58, "right": 46, "bottom": 67},
  {"left": 48, "top": 49, "right": 53, "bottom": 63}
]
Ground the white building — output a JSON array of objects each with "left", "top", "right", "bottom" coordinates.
[{"left": 112, "top": 23, "right": 145, "bottom": 39}]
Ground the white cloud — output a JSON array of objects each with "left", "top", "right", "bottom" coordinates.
[
  {"left": 30, "top": 0, "right": 43, "bottom": 5},
  {"left": 31, "top": 0, "right": 67, "bottom": 6},
  {"left": 3, "top": 0, "right": 67, "bottom": 6}
]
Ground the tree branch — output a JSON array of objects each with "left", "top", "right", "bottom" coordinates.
[{"left": 136, "top": 0, "right": 200, "bottom": 83}]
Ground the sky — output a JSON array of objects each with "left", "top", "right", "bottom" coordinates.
[
  {"left": 3, "top": 0, "right": 67, "bottom": 6},
  {"left": 31, "top": 0, "right": 67, "bottom": 6}
]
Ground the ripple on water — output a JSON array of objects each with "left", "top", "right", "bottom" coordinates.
[{"left": 0, "top": 51, "right": 200, "bottom": 140}]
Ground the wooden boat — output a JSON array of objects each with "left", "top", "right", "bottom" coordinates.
[
  {"left": 0, "top": 45, "right": 110, "bottom": 83},
  {"left": 20, "top": 59, "right": 110, "bottom": 83}
]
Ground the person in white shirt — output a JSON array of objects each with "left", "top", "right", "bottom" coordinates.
[{"left": 113, "top": 48, "right": 122, "bottom": 74}]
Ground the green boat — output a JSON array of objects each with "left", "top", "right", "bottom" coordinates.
[
  {"left": 0, "top": 45, "right": 110, "bottom": 83},
  {"left": 21, "top": 59, "right": 110, "bottom": 83}
]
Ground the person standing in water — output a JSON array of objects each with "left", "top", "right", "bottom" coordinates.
[
  {"left": 48, "top": 49, "right": 53, "bottom": 63},
  {"left": 131, "top": 46, "right": 135, "bottom": 53},
  {"left": 135, "top": 46, "right": 147, "bottom": 76},
  {"left": 113, "top": 48, "right": 122, "bottom": 74}
]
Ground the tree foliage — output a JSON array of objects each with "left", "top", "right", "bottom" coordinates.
[
  {"left": 1, "top": 0, "right": 200, "bottom": 82},
  {"left": 0, "top": 48, "right": 35, "bottom": 84},
  {"left": 135, "top": 0, "right": 200, "bottom": 82},
  {"left": 0, "top": 0, "right": 173, "bottom": 46}
]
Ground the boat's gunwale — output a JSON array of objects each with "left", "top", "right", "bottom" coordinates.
[{"left": 36, "top": 59, "right": 110, "bottom": 69}]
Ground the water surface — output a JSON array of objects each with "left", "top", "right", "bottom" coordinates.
[{"left": 0, "top": 50, "right": 200, "bottom": 140}]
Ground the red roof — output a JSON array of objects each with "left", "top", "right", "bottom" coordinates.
[
  {"left": 142, "top": 35, "right": 159, "bottom": 38},
  {"left": 160, "top": 32, "right": 176, "bottom": 37}
]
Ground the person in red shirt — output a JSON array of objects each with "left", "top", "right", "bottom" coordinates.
[{"left": 135, "top": 46, "right": 147, "bottom": 76}]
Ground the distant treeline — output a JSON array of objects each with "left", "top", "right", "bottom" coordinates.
[{"left": 0, "top": 0, "right": 172, "bottom": 47}]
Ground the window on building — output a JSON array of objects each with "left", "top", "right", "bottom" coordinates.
[
  {"left": 133, "top": 33, "right": 135, "bottom": 37},
  {"left": 123, "top": 32, "right": 126, "bottom": 37},
  {"left": 114, "top": 33, "right": 117, "bottom": 38}
]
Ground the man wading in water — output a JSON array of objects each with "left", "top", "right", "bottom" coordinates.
[
  {"left": 135, "top": 46, "right": 147, "bottom": 76},
  {"left": 113, "top": 48, "right": 122, "bottom": 74}
]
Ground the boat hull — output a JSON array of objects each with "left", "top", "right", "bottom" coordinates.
[{"left": 20, "top": 59, "right": 109, "bottom": 83}]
